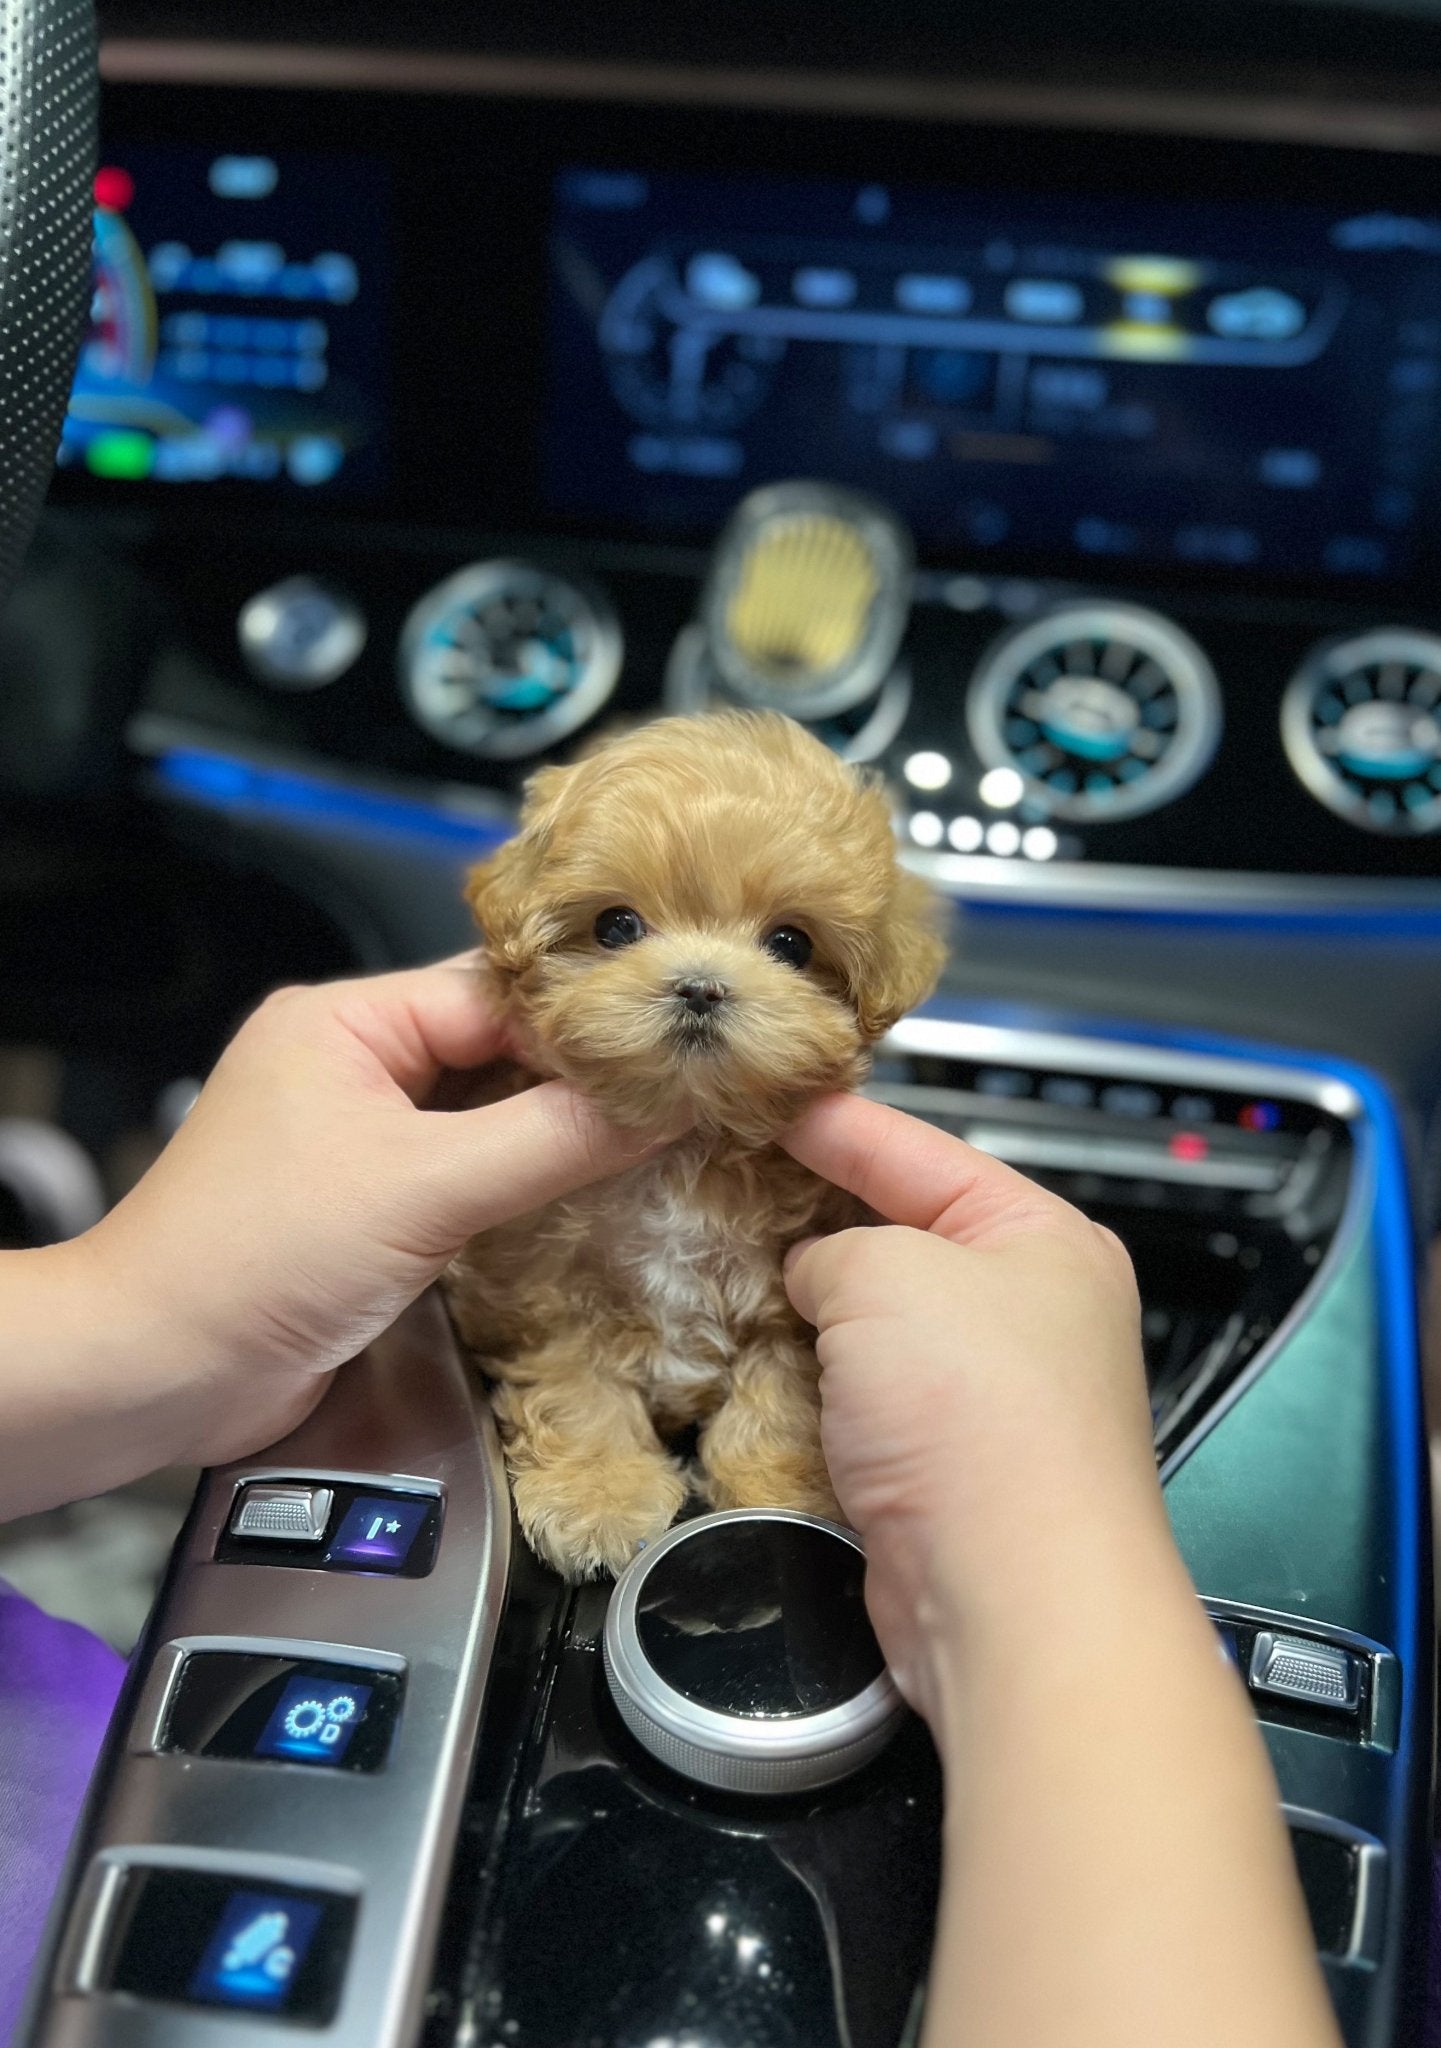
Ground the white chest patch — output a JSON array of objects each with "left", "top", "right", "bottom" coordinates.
[{"left": 606, "top": 1157, "right": 777, "bottom": 1395}]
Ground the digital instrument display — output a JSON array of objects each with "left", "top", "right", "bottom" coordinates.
[
  {"left": 60, "top": 147, "right": 387, "bottom": 491},
  {"left": 545, "top": 166, "right": 1441, "bottom": 579}
]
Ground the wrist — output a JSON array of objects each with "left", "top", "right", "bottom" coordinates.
[{"left": 914, "top": 1478, "right": 1200, "bottom": 1756}]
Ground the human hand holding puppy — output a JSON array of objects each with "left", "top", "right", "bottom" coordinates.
[
  {"left": 786, "top": 1092, "right": 1343, "bottom": 2048},
  {"left": 0, "top": 957, "right": 659, "bottom": 1520}
]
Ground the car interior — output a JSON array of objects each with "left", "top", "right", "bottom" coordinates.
[{"left": 5, "top": 0, "right": 1441, "bottom": 2043}]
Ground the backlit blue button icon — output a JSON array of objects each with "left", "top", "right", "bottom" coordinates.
[
  {"left": 255, "top": 1675, "right": 373, "bottom": 1764},
  {"left": 325, "top": 1495, "right": 430, "bottom": 1572},
  {"left": 189, "top": 1890, "right": 322, "bottom": 2011}
]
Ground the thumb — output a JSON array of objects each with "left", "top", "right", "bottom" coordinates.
[{"left": 411, "top": 1079, "right": 667, "bottom": 1250}]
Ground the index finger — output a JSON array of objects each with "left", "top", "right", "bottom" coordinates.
[{"left": 781, "top": 1091, "right": 1074, "bottom": 1246}]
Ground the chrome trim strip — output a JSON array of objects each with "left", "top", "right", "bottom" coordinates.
[
  {"left": 905, "top": 847, "right": 1441, "bottom": 912},
  {"left": 27, "top": 1289, "right": 511, "bottom": 2048},
  {"left": 958, "top": 1122, "right": 1286, "bottom": 1190},
  {"left": 1202, "top": 1597, "right": 1400, "bottom": 1751},
  {"left": 97, "top": 40, "right": 1441, "bottom": 157},
  {"left": 882, "top": 1013, "right": 1371, "bottom": 1483},
  {"left": 885, "top": 1014, "right": 1365, "bottom": 1116},
  {"left": 1280, "top": 1805, "right": 1388, "bottom": 1967}
]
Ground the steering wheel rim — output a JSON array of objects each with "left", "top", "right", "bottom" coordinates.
[{"left": 0, "top": 0, "right": 95, "bottom": 609}]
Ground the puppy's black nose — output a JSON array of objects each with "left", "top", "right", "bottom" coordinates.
[{"left": 674, "top": 976, "right": 729, "bottom": 1018}]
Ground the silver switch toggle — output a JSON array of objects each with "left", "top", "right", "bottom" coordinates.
[
  {"left": 229, "top": 1483, "right": 334, "bottom": 1543},
  {"left": 1248, "top": 1631, "right": 1358, "bottom": 1712}
]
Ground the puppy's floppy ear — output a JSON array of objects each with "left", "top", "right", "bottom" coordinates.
[
  {"left": 465, "top": 763, "right": 575, "bottom": 979},
  {"left": 854, "top": 868, "right": 950, "bottom": 1041}
]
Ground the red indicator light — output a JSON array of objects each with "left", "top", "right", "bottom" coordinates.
[
  {"left": 93, "top": 166, "right": 134, "bottom": 211},
  {"left": 1168, "top": 1132, "right": 1209, "bottom": 1163}
]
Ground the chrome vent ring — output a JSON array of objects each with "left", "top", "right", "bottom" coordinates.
[
  {"left": 966, "top": 602, "right": 1222, "bottom": 823},
  {"left": 1281, "top": 629, "right": 1441, "bottom": 836}
]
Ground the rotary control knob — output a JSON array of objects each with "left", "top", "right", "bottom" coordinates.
[{"left": 603, "top": 1509, "right": 905, "bottom": 1796}]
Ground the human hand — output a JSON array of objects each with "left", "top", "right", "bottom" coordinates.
[
  {"left": 85, "top": 955, "right": 661, "bottom": 1468},
  {"left": 781, "top": 1093, "right": 1159, "bottom": 1718}
]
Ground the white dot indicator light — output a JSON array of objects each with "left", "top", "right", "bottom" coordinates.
[
  {"left": 947, "top": 815, "right": 984, "bottom": 851},
  {"left": 986, "top": 820, "right": 1022, "bottom": 855},
  {"left": 1022, "top": 825, "right": 1059, "bottom": 861},
  {"left": 978, "top": 765, "right": 1025, "bottom": 809},
  {"left": 903, "top": 750, "right": 952, "bottom": 792},
  {"left": 909, "top": 810, "right": 945, "bottom": 847}
]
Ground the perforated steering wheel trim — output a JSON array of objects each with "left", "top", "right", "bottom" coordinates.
[{"left": 0, "top": 0, "right": 95, "bottom": 606}]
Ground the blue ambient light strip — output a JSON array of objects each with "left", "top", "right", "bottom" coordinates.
[{"left": 154, "top": 741, "right": 1441, "bottom": 932}]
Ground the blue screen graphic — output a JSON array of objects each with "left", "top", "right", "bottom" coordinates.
[
  {"left": 254, "top": 1675, "right": 374, "bottom": 1765},
  {"left": 326, "top": 1495, "right": 430, "bottom": 1571},
  {"left": 188, "top": 1889, "right": 323, "bottom": 2012},
  {"left": 546, "top": 166, "right": 1441, "bottom": 579},
  {"left": 61, "top": 148, "right": 387, "bottom": 492}
]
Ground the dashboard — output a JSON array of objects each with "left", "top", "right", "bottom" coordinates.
[
  {"left": 36, "top": 56, "right": 1441, "bottom": 926},
  {"left": 10, "top": 29, "right": 1439, "bottom": 2048}
]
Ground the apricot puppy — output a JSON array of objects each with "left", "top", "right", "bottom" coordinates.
[{"left": 445, "top": 710, "right": 946, "bottom": 1580}]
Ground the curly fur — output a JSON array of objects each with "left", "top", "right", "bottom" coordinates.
[{"left": 445, "top": 710, "right": 947, "bottom": 1580}]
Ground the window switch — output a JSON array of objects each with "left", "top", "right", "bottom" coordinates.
[
  {"left": 229, "top": 1484, "right": 334, "bottom": 1545},
  {"left": 1249, "top": 1631, "right": 1358, "bottom": 1713}
]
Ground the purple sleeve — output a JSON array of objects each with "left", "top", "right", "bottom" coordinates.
[{"left": 0, "top": 1589, "right": 123, "bottom": 2041}]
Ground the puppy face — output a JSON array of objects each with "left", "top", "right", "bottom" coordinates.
[{"left": 467, "top": 711, "right": 947, "bottom": 1145}]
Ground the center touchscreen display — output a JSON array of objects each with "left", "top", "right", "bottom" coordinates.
[{"left": 545, "top": 164, "right": 1441, "bottom": 579}]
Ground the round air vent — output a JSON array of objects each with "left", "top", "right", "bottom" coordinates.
[
  {"left": 1281, "top": 629, "right": 1441, "bottom": 835},
  {"left": 966, "top": 602, "right": 1222, "bottom": 822},
  {"left": 698, "top": 481, "right": 912, "bottom": 721},
  {"left": 399, "top": 560, "right": 621, "bottom": 760}
]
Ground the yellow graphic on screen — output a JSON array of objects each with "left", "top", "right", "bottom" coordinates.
[
  {"left": 723, "top": 513, "right": 880, "bottom": 681},
  {"left": 1102, "top": 253, "right": 1206, "bottom": 360}
]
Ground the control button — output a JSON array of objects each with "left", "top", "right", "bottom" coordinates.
[
  {"left": 238, "top": 576, "right": 366, "bottom": 689},
  {"left": 1249, "top": 1631, "right": 1359, "bottom": 1712},
  {"left": 106, "top": 1867, "right": 354, "bottom": 2022},
  {"left": 192, "top": 1889, "right": 325, "bottom": 2011},
  {"left": 257, "top": 1676, "right": 374, "bottom": 1764},
  {"left": 605, "top": 1510, "right": 906, "bottom": 1795},
  {"left": 1171, "top": 1092, "right": 1217, "bottom": 1124},
  {"left": 1039, "top": 1074, "right": 1094, "bottom": 1110},
  {"left": 229, "top": 1483, "right": 333, "bottom": 1544},
  {"left": 325, "top": 1495, "right": 431, "bottom": 1573},
  {"left": 975, "top": 1067, "right": 1032, "bottom": 1099},
  {"left": 162, "top": 1651, "right": 403, "bottom": 1772},
  {"left": 1099, "top": 1083, "right": 1164, "bottom": 1119}
]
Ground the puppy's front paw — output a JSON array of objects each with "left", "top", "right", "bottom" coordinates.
[
  {"left": 701, "top": 1450, "right": 842, "bottom": 1525},
  {"left": 512, "top": 1456, "right": 689, "bottom": 1581}
]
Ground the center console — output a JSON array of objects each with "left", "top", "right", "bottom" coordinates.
[{"left": 19, "top": 1015, "right": 1430, "bottom": 2048}]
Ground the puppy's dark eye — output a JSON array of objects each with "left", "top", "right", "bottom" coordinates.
[
  {"left": 762, "top": 925, "right": 813, "bottom": 971},
  {"left": 594, "top": 906, "right": 646, "bottom": 949}
]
